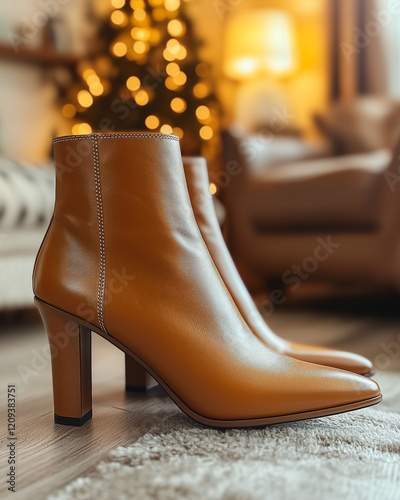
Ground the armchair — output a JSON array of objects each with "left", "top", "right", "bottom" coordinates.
[{"left": 221, "top": 97, "right": 400, "bottom": 293}]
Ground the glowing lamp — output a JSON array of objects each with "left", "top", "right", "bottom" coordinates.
[{"left": 223, "top": 10, "right": 297, "bottom": 81}]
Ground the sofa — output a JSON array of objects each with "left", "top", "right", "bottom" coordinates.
[{"left": 0, "top": 157, "right": 54, "bottom": 310}]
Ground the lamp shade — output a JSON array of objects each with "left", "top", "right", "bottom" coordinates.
[{"left": 223, "top": 10, "right": 298, "bottom": 80}]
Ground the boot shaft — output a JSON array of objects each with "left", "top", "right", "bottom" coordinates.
[{"left": 33, "top": 132, "right": 184, "bottom": 329}]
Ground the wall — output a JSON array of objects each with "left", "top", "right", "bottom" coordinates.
[{"left": 0, "top": 0, "right": 93, "bottom": 161}]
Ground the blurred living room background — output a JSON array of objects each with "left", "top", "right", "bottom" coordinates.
[
  {"left": 2, "top": 3, "right": 400, "bottom": 496},
  {"left": 1, "top": 0, "right": 400, "bottom": 316}
]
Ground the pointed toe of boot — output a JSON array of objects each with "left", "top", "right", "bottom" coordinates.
[
  {"left": 261, "top": 363, "right": 382, "bottom": 426},
  {"left": 318, "top": 368, "right": 381, "bottom": 407},
  {"left": 287, "top": 342, "right": 374, "bottom": 376}
]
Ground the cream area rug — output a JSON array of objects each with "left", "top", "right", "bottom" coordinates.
[{"left": 50, "top": 374, "right": 400, "bottom": 500}]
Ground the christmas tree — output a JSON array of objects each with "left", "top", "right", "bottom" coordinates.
[{"left": 62, "top": 0, "right": 219, "bottom": 156}]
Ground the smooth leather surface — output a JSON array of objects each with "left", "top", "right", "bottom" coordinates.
[
  {"left": 33, "top": 137, "right": 101, "bottom": 329},
  {"left": 33, "top": 133, "right": 380, "bottom": 423},
  {"left": 182, "top": 157, "right": 373, "bottom": 376}
]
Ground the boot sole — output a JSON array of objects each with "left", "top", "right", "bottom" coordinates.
[{"left": 35, "top": 298, "right": 382, "bottom": 428}]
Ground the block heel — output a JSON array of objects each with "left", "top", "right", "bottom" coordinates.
[
  {"left": 35, "top": 298, "right": 92, "bottom": 426},
  {"left": 125, "top": 354, "right": 157, "bottom": 392}
]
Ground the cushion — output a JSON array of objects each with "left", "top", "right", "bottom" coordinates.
[
  {"left": 246, "top": 149, "right": 391, "bottom": 232},
  {"left": 240, "top": 136, "right": 332, "bottom": 172},
  {"left": 0, "top": 157, "right": 54, "bottom": 231},
  {"left": 314, "top": 96, "right": 400, "bottom": 155}
]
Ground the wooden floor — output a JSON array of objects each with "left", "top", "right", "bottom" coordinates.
[{"left": 1, "top": 294, "right": 400, "bottom": 500}]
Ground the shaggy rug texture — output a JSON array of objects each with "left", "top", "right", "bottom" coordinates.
[{"left": 50, "top": 403, "right": 400, "bottom": 500}]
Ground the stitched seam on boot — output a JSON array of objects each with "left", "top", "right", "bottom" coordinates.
[
  {"left": 92, "top": 135, "right": 107, "bottom": 333},
  {"left": 53, "top": 133, "right": 179, "bottom": 144}
]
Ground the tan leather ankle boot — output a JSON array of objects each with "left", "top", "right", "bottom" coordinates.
[
  {"left": 33, "top": 133, "right": 381, "bottom": 428},
  {"left": 178, "top": 156, "right": 374, "bottom": 377}
]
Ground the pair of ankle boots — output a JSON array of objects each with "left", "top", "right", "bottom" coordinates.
[{"left": 33, "top": 133, "right": 381, "bottom": 428}]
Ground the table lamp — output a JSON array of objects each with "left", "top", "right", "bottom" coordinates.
[{"left": 223, "top": 9, "right": 298, "bottom": 130}]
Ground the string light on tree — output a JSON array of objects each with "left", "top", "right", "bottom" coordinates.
[
  {"left": 199, "top": 125, "right": 213, "bottom": 140},
  {"left": 173, "top": 126, "right": 184, "bottom": 138},
  {"left": 133, "top": 8, "right": 147, "bottom": 21},
  {"left": 82, "top": 68, "right": 96, "bottom": 80},
  {"left": 166, "top": 62, "right": 180, "bottom": 76},
  {"left": 145, "top": 115, "right": 159, "bottom": 129},
  {"left": 113, "top": 41, "right": 128, "bottom": 57},
  {"left": 126, "top": 75, "right": 141, "bottom": 90},
  {"left": 193, "top": 82, "right": 209, "bottom": 98},
  {"left": 170, "top": 97, "right": 186, "bottom": 113},
  {"left": 90, "top": 82, "right": 104, "bottom": 96},
  {"left": 167, "top": 19, "right": 186, "bottom": 37},
  {"left": 209, "top": 182, "right": 217, "bottom": 195},
  {"left": 86, "top": 74, "right": 99, "bottom": 85},
  {"left": 131, "top": 27, "right": 150, "bottom": 41},
  {"left": 66, "top": 0, "right": 219, "bottom": 157},
  {"left": 175, "top": 44, "right": 187, "bottom": 60},
  {"left": 164, "top": 76, "right": 179, "bottom": 90},
  {"left": 196, "top": 105, "right": 210, "bottom": 122},
  {"left": 133, "top": 40, "right": 147, "bottom": 53},
  {"left": 165, "top": 0, "right": 180, "bottom": 12},
  {"left": 62, "top": 103, "right": 76, "bottom": 118},
  {"left": 111, "top": 10, "right": 128, "bottom": 26},
  {"left": 160, "top": 124, "right": 173, "bottom": 134},
  {"left": 111, "top": 0, "right": 126, "bottom": 7},
  {"left": 72, "top": 123, "right": 92, "bottom": 135},
  {"left": 135, "top": 89, "right": 150, "bottom": 105},
  {"left": 131, "top": 0, "right": 145, "bottom": 8},
  {"left": 77, "top": 90, "right": 93, "bottom": 108},
  {"left": 173, "top": 71, "right": 187, "bottom": 85}
]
